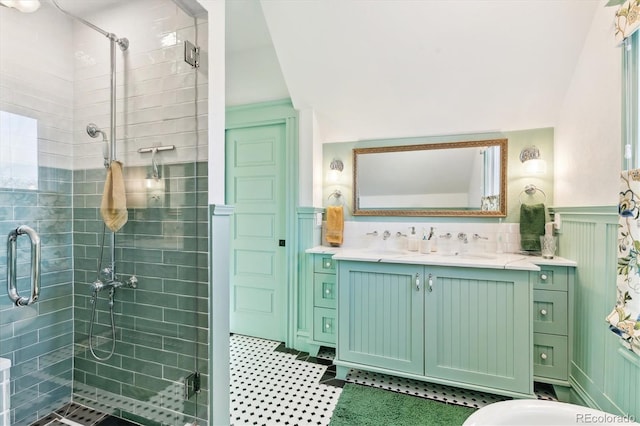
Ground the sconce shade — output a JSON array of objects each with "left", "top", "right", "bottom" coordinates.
[
  {"left": 523, "top": 158, "right": 547, "bottom": 174},
  {"left": 327, "top": 159, "right": 343, "bottom": 183}
]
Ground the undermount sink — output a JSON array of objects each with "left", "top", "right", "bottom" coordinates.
[
  {"left": 364, "top": 248, "right": 408, "bottom": 256},
  {"left": 458, "top": 252, "right": 497, "bottom": 259}
]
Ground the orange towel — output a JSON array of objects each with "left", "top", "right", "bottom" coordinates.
[
  {"left": 326, "top": 205, "right": 344, "bottom": 246},
  {"left": 100, "top": 161, "right": 128, "bottom": 232}
]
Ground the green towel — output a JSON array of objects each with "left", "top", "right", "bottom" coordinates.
[{"left": 520, "top": 203, "right": 546, "bottom": 251}]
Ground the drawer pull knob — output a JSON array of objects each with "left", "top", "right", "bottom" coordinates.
[
  {"left": 540, "top": 274, "right": 548, "bottom": 280},
  {"left": 325, "top": 261, "right": 331, "bottom": 268},
  {"left": 540, "top": 353, "right": 548, "bottom": 360},
  {"left": 540, "top": 309, "right": 548, "bottom": 316},
  {"left": 325, "top": 289, "right": 331, "bottom": 295},
  {"left": 325, "top": 323, "right": 330, "bottom": 329}
]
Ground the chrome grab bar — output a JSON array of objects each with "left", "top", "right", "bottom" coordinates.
[{"left": 7, "top": 225, "right": 41, "bottom": 306}]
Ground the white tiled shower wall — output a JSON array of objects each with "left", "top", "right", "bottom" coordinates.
[
  {"left": 323, "top": 221, "right": 524, "bottom": 254},
  {"left": 0, "top": 3, "right": 74, "bottom": 169},
  {"left": 71, "top": 0, "right": 209, "bottom": 171}
]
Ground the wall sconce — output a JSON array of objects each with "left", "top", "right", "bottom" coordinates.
[
  {"left": 0, "top": 0, "right": 41, "bottom": 13},
  {"left": 326, "top": 159, "right": 344, "bottom": 183},
  {"left": 519, "top": 145, "right": 547, "bottom": 175}
]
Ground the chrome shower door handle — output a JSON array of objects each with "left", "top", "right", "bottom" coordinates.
[{"left": 7, "top": 225, "right": 41, "bottom": 306}]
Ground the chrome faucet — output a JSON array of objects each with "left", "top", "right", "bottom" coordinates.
[
  {"left": 383, "top": 230, "right": 391, "bottom": 240},
  {"left": 457, "top": 233, "right": 468, "bottom": 244}
]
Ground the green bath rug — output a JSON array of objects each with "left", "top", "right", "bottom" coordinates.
[{"left": 329, "top": 383, "right": 476, "bottom": 426}]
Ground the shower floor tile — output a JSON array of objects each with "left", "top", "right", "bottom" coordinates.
[{"left": 29, "top": 401, "right": 140, "bottom": 426}]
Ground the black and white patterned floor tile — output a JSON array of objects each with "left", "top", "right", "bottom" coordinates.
[
  {"left": 230, "top": 334, "right": 342, "bottom": 425},
  {"left": 345, "top": 369, "right": 504, "bottom": 408}
]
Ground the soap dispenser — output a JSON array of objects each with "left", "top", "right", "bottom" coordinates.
[{"left": 408, "top": 226, "right": 418, "bottom": 251}]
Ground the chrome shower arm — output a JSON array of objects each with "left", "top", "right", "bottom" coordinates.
[{"left": 50, "top": 0, "right": 129, "bottom": 50}]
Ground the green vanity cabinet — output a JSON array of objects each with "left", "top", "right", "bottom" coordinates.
[
  {"left": 424, "top": 266, "right": 532, "bottom": 396},
  {"left": 336, "top": 262, "right": 424, "bottom": 375},
  {"left": 335, "top": 260, "right": 534, "bottom": 398},
  {"left": 531, "top": 265, "right": 574, "bottom": 399},
  {"left": 307, "top": 254, "right": 338, "bottom": 355}
]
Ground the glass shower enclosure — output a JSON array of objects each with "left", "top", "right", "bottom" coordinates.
[{"left": 0, "top": 0, "right": 209, "bottom": 424}]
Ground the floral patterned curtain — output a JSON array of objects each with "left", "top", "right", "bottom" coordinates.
[
  {"left": 610, "top": 0, "right": 640, "bottom": 44},
  {"left": 608, "top": 169, "right": 640, "bottom": 355}
]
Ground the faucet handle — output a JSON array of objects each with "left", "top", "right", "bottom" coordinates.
[
  {"left": 439, "top": 233, "right": 452, "bottom": 239},
  {"left": 366, "top": 231, "right": 378, "bottom": 237},
  {"left": 473, "top": 233, "right": 488, "bottom": 240},
  {"left": 396, "top": 231, "right": 407, "bottom": 238}
]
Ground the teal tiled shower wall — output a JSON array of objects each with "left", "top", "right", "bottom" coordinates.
[
  {"left": 0, "top": 167, "right": 74, "bottom": 425},
  {"left": 72, "top": 162, "right": 209, "bottom": 425}
]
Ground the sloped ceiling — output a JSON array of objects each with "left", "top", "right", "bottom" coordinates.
[{"left": 228, "top": 0, "right": 599, "bottom": 143}]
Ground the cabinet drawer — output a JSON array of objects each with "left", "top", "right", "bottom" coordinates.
[
  {"left": 533, "top": 290, "right": 568, "bottom": 335},
  {"left": 314, "top": 273, "right": 336, "bottom": 309},
  {"left": 533, "top": 333, "right": 568, "bottom": 381},
  {"left": 314, "top": 255, "right": 336, "bottom": 274},
  {"left": 313, "top": 307, "right": 336, "bottom": 345},
  {"left": 532, "top": 267, "right": 568, "bottom": 291}
]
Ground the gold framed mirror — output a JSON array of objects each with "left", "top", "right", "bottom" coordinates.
[{"left": 353, "top": 138, "right": 507, "bottom": 216}]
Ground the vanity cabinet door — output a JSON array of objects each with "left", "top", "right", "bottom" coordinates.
[
  {"left": 337, "top": 261, "right": 424, "bottom": 375},
  {"left": 424, "top": 267, "right": 532, "bottom": 395}
]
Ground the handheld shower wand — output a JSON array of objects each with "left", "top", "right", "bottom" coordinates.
[{"left": 86, "top": 123, "right": 110, "bottom": 168}]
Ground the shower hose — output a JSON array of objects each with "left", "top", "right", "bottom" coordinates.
[
  {"left": 89, "top": 286, "right": 117, "bottom": 361},
  {"left": 88, "top": 223, "right": 117, "bottom": 361}
]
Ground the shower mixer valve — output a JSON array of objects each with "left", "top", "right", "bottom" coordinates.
[{"left": 92, "top": 270, "right": 138, "bottom": 293}]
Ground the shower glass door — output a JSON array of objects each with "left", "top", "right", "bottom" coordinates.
[{"left": 0, "top": 1, "right": 209, "bottom": 425}]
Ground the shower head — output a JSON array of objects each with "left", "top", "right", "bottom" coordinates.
[{"left": 86, "top": 123, "right": 110, "bottom": 168}]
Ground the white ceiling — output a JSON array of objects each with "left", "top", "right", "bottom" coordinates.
[{"left": 227, "top": 0, "right": 600, "bottom": 143}]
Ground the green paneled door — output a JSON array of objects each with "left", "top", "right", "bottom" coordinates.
[{"left": 226, "top": 124, "right": 287, "bottom": 341}]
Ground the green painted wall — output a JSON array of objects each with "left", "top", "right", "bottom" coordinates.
[{"left": 323, "top": 127, "right": 554, "bottom": 223}]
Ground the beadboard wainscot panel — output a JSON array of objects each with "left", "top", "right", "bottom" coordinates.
[
  {"left": 295, "top": 207, "right": 324, "bottom": 352},
  {"left": 552, "top": 206, "right": 639, "bottom": 419}
]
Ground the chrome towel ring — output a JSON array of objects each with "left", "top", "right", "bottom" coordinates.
[
  {"left": 7, "top": 225, "right": 41, "bottom": 306},
  {"left": 519, "top": 184, "right": 546, "bottom": 205}
]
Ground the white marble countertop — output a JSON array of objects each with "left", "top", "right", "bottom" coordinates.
[{"left": 306, "top": 245, "right": 576, "bottom": 271}]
